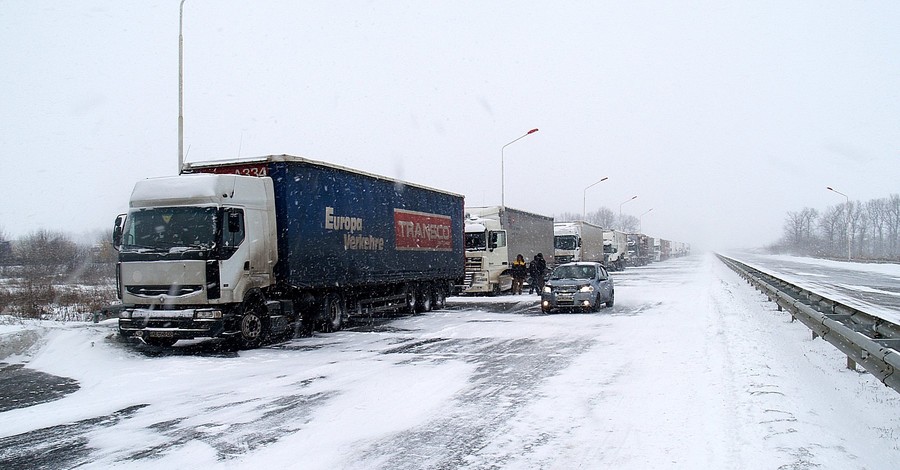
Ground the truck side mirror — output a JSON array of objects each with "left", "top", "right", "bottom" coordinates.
[{"left": 112, "top": 214, "right": 126, "bottom": 250}]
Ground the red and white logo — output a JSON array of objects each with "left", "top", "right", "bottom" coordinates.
[{"left": 394, "top": 209, "right": 453, "bottom": 251}]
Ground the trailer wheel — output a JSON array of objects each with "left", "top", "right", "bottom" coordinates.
[
  {"left": 403, "top": 285, "right": 418, "bottom": 314},
  {"left": 236, "top": 300, "right": 269, "bottom": 349},
  {"left": 320, "top": 293, "right": 345, "bottom": 333},
  {"left": 432, "top": 288, "right": 446, "bottom": 310},
  {"left": 416, "top": 286, "right": 433, "bottom": 313}
]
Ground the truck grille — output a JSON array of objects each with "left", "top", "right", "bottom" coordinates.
[
  {"left": 464, "top": 257, "right": 483, "bottom": 284},
  {"left": 555, "top": 255, "right": 573, "bottom": 264},
  {"left": 126, "top": 285, "right": 203, "bottom": 296}
]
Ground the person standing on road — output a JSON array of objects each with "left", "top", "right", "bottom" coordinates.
[
  {"left": 529, "top": 253, "right": 547, "bottom": 294},
  {"left": 511, "top": 254, "right": 528, "bottom": 295}
]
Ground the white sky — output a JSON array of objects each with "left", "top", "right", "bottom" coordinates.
[{"left": 1, "top": 1, "right": 898, "bottom": 250}]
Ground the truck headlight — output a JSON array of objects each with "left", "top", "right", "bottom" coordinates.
[
  {"left": 543, "top": 286, "right": 552, "bottom": 293},
  {"left": 119, "top": 309, "right": 133, "bottom": 319},
  {"left": 194, "top": 309, "right": 223, "bottom": 319},
  {"left": 579, "top": 285, "right": 594, "bottom": 293}
]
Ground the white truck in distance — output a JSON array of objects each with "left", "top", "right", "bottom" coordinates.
[
  {"left": 462, "top": 206, "right": 554, "bottom": 295},
  {"left": 602, "top": 229, "right": 629, "bottom": 271},
  {"left": 553, "top": 221, "right": 605, "bottom": 265}
]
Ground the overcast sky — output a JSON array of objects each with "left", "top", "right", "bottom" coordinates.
[{"left": 1, "top": 1, "right": 898, "bottom": 250}]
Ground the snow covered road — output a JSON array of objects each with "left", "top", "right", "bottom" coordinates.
[{"left": 2, "top": 253, "right": 899, "bottom": 469}]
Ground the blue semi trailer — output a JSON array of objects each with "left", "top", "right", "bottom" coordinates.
[{"left": 113, "top": 155, "right": 464, "bottom": 348}]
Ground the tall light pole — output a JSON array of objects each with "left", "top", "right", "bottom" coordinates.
[
  {"left": 501, "top": 128, "right": 539, "bottom": 208},
  {"left": 619, "top": 195, "right": 637, "bottom": 222},
  {"left": 582, "top": 177, "right": 609, "bottom": 222},
  {"left": 827, "top": 186, "right": 851, "bottom": 261},
  {"left": 178, "top": 0, "right": 187, "bottom": 175},
  {"left": 639, "top": 208, "right": 653, "bottom": 233}
]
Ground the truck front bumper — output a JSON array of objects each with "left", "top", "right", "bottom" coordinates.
[
  {"left": 118, "top": 308, "right": 229, "bottom": 341},
  {"left": 461, "top": 271, "right": 493, "bottom": 294}
]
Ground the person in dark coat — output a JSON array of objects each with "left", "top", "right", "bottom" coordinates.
[
  {"left": 511, "top": 254, "right": 528, "bottom": 295},
  {"left": 529, "top": 253, "right": 547, "bottom": 294}
]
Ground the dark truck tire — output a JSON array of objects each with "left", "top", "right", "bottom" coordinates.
[
  {"left": 320, "top": 293, "right": 345, "bottom": 333},
  {"left": 234, "top": 300, "right": 269, "bottom": 349}
]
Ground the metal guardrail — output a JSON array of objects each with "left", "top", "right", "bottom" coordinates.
[{"left": 716, "top": 254, "right": 900, "bottom": 393}]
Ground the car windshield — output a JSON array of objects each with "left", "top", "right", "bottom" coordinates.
[{"left": 550, "top": 265, "right": 596, "bottom": 280}]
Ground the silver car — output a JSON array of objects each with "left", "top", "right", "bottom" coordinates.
[{"left": 541, "top": 262, "right": 614, "bottom": 313}]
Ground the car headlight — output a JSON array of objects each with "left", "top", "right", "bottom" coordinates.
[
  {"left": 579, "top": 285, "right": 594, "bottom": 293},
  {"left": 543, "top": 285, "right": 552, "bottom": 293}
]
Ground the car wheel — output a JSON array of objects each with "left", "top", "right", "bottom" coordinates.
[
  {"left": 606, "top": 291, "right": 615, "bottom": 308},
  {"left": 592, "top": 294, "right": 602, "bottom": 312}
]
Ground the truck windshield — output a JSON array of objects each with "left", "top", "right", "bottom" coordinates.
[
  {"left": 555, "top": 235, "right": 577, "bottom": 250},
  {"left": 121, "top": 207, "right": 217, "bottom": 251},
  {"left": 465, "top": 231, "right": 487, "bottom": 251}
]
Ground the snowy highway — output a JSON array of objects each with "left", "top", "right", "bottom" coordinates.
[{"left": 2, "top": 253, "right": 900, "bottom": 469}]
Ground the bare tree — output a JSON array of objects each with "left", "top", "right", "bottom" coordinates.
[
  {"left": 818, "top": 205, "right": 843, "bottom": 257},
  {"left": 555, "top": 212, "right": 582, "bottom": 223},
  {"left": 888, "top": 194, "right": 900, "bottom": 258},
  {"left": 13, "top": 230, "right": 79, "bottom": 317},
  {"left": 586, "top": 207, "right": 616, "bottom": 228},
  {"left": 618, "top": 214, "right": 639, "bottom": 233}
]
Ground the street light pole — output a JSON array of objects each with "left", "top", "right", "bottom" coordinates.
[
  {"left": 582, "top": 177, "right": 609, "bottom": 222},
  {"left": 501, "top": 128, "right": 539, "bottom": 208},
  {"left": 827, "top": 186, "right": 851, "bottom": 261},
  {"left": 619, "top": 195, "right": 637, "bottom": 227},
  {"left": 178, "top": 0, "right": 186, "bottom": 175},
  {"left": 639, "top": 208, "right": 653, "bottom": 233}
]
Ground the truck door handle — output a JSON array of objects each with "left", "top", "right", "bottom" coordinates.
[{"left": 244, "top": 261, "right": 250, "bottom": 271}]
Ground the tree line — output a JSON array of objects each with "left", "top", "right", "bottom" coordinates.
[
  {"left": 555, "top": 207, "right": 641, "bottom": 233},
  {"left": 777, "top": 194, "right": 900, "bottom": 261},
  {"left": 0, "top": 228, "right": 116, "bottom": 318}
]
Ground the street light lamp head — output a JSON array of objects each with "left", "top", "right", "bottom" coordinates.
[{"left": 527, "top": 128, "right": 539, "bottom": 134}]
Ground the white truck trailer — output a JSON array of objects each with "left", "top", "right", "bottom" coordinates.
[
  {"left": 461, "top": 206, "right": 554, "bottom": 295},
  {"left": 553, "top": 221, "right": 605, "bottom": 265}
]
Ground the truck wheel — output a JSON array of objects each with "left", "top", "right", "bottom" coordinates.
[
  {"left": 236, "top": 301, "right": 269, "bottom": 349},
  {"left": 321, "top": 293, "right": 345, "bottom": 333},
  {"left": 491, "top": 284, "right": 501, "bottom": 296}
]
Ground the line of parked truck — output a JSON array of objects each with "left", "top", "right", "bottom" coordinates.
[{"left": 112, "top": 154, "right": 689, "bottom": 348}]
